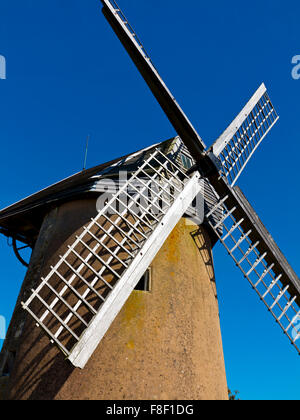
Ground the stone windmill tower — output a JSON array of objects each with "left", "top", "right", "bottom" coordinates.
[{"left": 0, "top": 0, "right": 299, "bottom": 401}]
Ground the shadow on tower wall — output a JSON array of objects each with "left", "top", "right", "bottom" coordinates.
[
  {"left": 190, "top": 227, "right": 217, "bottom": 298},
  {"left": 3, "top": 317, "right": 75, "bottom": 400}
]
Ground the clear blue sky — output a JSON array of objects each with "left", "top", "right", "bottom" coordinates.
[{"left": 0, "top": 0, "right": 300, "bottom": 400}]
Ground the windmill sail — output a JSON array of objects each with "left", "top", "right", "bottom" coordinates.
[
  {"left": 22, "top": 148, "right": 202, "bottom": 368},
  {"left": 20, "top": 0, "right": 300, "bottom": 367},
  {"left": 100, "top": 0, "right": 206, "bottom": 162},
  {"left": 206, "top": 180, "right": 300, "bottom": 353},
  {"left": 211, "top": 84, "right": 279, "bottom": 186},
  {"left": 100, "top": 1, "right": 300, "bottom": 355}
]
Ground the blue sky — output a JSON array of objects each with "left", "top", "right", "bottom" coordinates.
[{"left": 0, "top": 0, "right": 300, "bottom": 400}]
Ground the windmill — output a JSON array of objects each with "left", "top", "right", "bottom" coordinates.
[{"left": 0, "top": 0, "right": 299, "bottom": 400}]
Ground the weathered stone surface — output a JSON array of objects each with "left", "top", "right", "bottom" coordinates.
[{"left": 1, "top": 199, "right": 228, "bottom": 400}]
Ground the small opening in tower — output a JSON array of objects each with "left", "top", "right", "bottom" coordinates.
[{"left": 135, "top": 268, "right": 151, "bottom": 292}]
